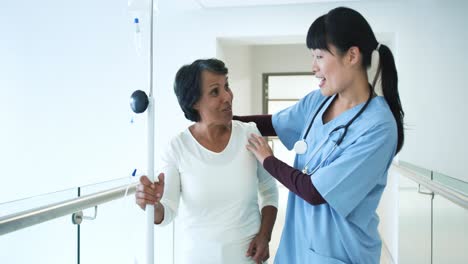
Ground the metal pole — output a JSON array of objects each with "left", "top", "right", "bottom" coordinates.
[{"left": 146, "top": 0, "right": 155, "bottom": 263}]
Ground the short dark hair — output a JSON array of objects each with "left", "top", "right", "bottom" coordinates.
[{"left": 173, "top": 58, "right": 228, "bottom": 122}]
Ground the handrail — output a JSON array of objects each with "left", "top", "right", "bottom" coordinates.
[
  {"left": 0, "top": 183, "right": 137, "bottom": 236},
  {"left": 393, "top": 163, "right": 468, "bottom": 210}
]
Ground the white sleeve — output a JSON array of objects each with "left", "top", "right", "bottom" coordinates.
[
  {"left": 257, "top": 160, "right": 279, "bottom": 209},
  {"left": 157, "top": 141, "right": 181, "bottom": 226},
  {"left": 249, "top": 123, "right": 279, "bottom": 209}
]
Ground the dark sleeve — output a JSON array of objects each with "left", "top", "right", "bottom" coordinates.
[
  {"left": 263, "top": 156, "right": 326, "bottom": 205},
  {"left": 233, "top": 115, "right": 277, "bottom": 136}
]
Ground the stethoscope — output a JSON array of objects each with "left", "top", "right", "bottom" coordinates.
[{"left": 294, "top": 88, "right": 373, "bottom": 175}]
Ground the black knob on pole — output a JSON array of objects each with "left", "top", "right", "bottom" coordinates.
[{"left": 130, "top": 90, "right": 149, "bottom": 113}]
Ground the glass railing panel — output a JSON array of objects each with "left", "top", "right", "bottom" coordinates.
[
  {"left": 398, "top": 175, "right": 432, "bottom": 264},
  {"left": 0, "top": 216, "right": 77, "bottom": 263},
  {"left": 0, "top": 188, "right": 77, "bottom": 263},
  {"left": 78, "top": 178, "right": 147, "bottom": 264},
  {"left": 433, "top": 195, "right": 468, "bottom": 264}
]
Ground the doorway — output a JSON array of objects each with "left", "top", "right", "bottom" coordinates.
[{"left": 263, "top": 73, "right": 319, "bottom": 259}]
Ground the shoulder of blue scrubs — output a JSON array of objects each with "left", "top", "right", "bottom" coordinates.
[
  {"left": 272, "top": 90, "right": 325, "bottom": 150},
  {"left": 341, "top": 96, "right": 397, "bottom": 147}
]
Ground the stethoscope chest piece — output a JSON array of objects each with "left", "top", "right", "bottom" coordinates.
[{"left": 293, "top": 140, "right": 308, "bottom": 155}]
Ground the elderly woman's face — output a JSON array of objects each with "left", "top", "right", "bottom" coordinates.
[{"left": 193, "top": 70, "right": 233, "bottom": 124}]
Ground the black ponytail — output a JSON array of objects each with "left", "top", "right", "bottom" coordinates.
[{"left": 379, "top": 45, "right": 404, "bottom": 153}]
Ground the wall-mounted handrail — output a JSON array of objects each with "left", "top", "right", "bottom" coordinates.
[
  {"left": 393, "top": 163, "right": 468, "bottom": 210},
  {"left": 0, "top": 183, "right": 137, "bottom": 236}
]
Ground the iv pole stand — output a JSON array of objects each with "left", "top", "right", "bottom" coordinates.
[
  {"left": 146, "top": 0, "right": 155, "bottom": 263},
  {"left": 129, "top": 0, "right": 156, "bottom": 262}
]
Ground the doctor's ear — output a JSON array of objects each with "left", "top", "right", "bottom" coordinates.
[{"left": 346, "top": 46, "right": 362, "bottom": 66}]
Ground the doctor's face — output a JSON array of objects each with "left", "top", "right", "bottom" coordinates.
[
  {"left": 311, "top": 45, "right": 353, "bottom": 96},
  {"left": 193, "top": 70, "right": 233, "bottom": 125}
]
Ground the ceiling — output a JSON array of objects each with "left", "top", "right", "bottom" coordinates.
[{"left": 195, "top": 0, "right": 360, "bottom": 8}]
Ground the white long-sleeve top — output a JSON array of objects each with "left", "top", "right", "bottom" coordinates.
[{"left": 158, "top": 120, "right": 278, "bottom": 264}]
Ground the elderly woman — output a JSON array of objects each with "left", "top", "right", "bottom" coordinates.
[{"left": 136, "top": 58, "right": 278, "bottom": 264}]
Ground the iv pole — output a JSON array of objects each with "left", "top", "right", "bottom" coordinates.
[
  {"left": 129, "top": 0, "right": 156, "bottom": 263},
  {"left": 146, "top": 0, "right": 156, "bottom": 263}
]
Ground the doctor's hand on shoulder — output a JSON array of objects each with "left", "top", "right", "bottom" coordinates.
[
  {"left": 247, "top": 133, "right": 274, "bottom": 165},
  {"left": 135, "top": 173, "right": 165, "bottom": 210}
]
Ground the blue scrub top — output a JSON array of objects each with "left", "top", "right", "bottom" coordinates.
[{"left": 272, "top": 90, "right": 397, "bottom": 264}]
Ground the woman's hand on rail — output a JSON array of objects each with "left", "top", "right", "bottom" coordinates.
[{"left": 135, "top": 173, "right": 165, "bottom": 210}]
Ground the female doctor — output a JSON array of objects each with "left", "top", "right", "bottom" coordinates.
[{"left": 237, "top": 7, "right": 404, "bottom": 264}]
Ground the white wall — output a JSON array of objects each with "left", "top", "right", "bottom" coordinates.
[
  {"left": 217, "top": 42, "right": 253, "bottom": 115},
  {"left": 387, "top": 1, "right": 468, "bottom": 183},
  {"left": 251, "top": 44, "right": 312, "bottom": 112},
  {"left": 217, "top": 42, "right": 313, "bottom": 115},
  {"left": 0, "top": 0, "right": 149, "bottom": 201}
]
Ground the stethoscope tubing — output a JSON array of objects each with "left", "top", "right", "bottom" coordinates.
[
  {"left": 307, "top": 144, "right": 339, "bottom": 175},
  {"left": 297, "top": 87, "right": 374, "bottom": 175}
]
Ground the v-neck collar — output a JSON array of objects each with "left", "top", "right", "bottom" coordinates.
[
  {"left": 186, "top": 122, "right": 235, "bottom": 155},
  {"left": 319, "top": 94, "right": 369, "bottom": 127}
]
